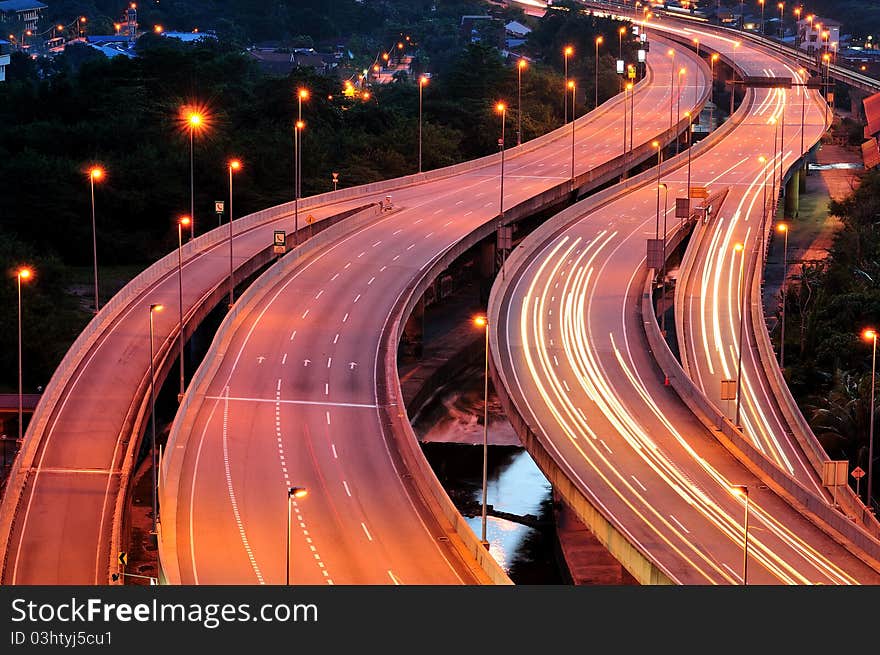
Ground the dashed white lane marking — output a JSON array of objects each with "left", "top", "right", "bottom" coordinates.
[
  {"left": 368, "top": 276, "right": 375, "bottom": 285},
  {"left": 221, "top": 388, "right": 265, "bottom": 583},
  {"left": 331, "top": 273, "right": 340, "bottom": 281},
  {"left": 354, "top": 294, "right": 361, "bottom": 303},
  {"left": 379, "top": 266, "right": 387, "bottom": 272},
  {"left": 290, "top": 330, "right": 297, "bottom": 341},
  {"left": 361, "top": 522, "right": 373, "bottom": 541},
  {"left": 331, "top": 444, "right": 338, "bottom": 459},
  {"left": 281, "top": 353, "right": 287, "bottom": 365},
  {"left": 301, "top": 309, "right": 309, "bottom": 319},
  {"left": 669, "top": 514, "right": 691, "bottom": 534},
  {"left": 342, "top": 312, "right": 349, "bottom": 323},
  {"left": 372, "top": 240, "right": 382, "bottom": 247},
  {"left": 276, "top": 379, "right": 282, "bottom": 392},
  {"left": 333, "top": 333, "right": 339, "bottom": 344},
  {"left": 406, "top": 243, "right": 416, "bottom": 251},
  {"left": 464, "top": 211, "right": 473, "bottom": 216},
  {"left": 388, "top": 570, "right": 402, "bottom": 585},
  {"left": 631, "top": 475, "right": 647, "bottom": 492},
  {"left": 358, "top": 251, "right": 366, "bottom": 258},
  {"left": 325, "top": 383, "right": 329, "bottom": 395},
  {"left": 392, "top": 255, "right": 400, "bottom": 261},
  {"left": 274, "top": 385, "right": 333, "bottom": 585},
  {"left": 344, "top": 262, "right": 351, "bottom": 269},
  {"left": 343, "top": 480, "right": 352, "bottom": 497},
  {"left": 326, "top": 411, "right": 331, "bottom": 425},
  {"left": 327, "top": 357, "right": 332, "bottom": 368},
  {"left": 205, "top": 396, "right": 377, "bottom": 409},
  {"left": 315, "top": 290, "right": 324, "bottom": 299},
  {"left": 393, "top": 229, "right": 403, "bottom": 235}
]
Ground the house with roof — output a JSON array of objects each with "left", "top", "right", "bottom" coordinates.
[
  {"left": 0, "top": 0, "right": 46, "bottom": 32},
  {"left": 0, "top": 39, "right": 10, "bottom": 81}
]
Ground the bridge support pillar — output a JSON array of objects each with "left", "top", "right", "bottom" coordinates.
[
  {"left": 403, "top": 296, "right": 425, "bottom": 358},
  {"left": 479, "top": 240, "right": 497, "bottom": 304},
  {"left": 785, "top": 170, "right": 800, "bottom": 218}
]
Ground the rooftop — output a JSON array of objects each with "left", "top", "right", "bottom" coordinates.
[{"left": 0, "top": 0, "right": 46, "bottom": 11}]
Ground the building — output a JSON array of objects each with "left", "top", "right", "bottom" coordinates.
[
  {"left": 0, "top": 39, "right": 9, "bottom": 81},
  {"left": 247, "top": 47, "right": 340, "bottom": 76},
  {"left": 797, "top": 16, "right": 841, "bottom": 55},
  {"left": 0, "top": 0, "right": 46, "bottom": 32}
]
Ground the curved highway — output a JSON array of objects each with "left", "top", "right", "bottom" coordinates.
[
  {"left": 490, "top": 22, "right": 880, "bottom": 583},
  {"left": 159, "top": 40, "right": 706, "bottom": 584}
]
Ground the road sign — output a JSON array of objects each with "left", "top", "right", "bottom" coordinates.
[
  {"left": 273, "top": 230, "right": 287, "bottom": 254},
  {"left": 306, "top": 214, "right": 315, "bottom": 225},
  {"left": 118, "top": 552, "right": 127, "bottom": 567},
  {"left": 332, "top": 172, "right": 339, "bottom": 181},
  {"left": 646, "top": 239, "right": 664, "bottom": 270},
  {"left": 743, "top": 75, "right": 792, "bottom": 89},
  {"left": 616, "top": 59, "right": 624, "bottom": 75},
  {"left": 675, "top": 197, "right": 691, "bottom": 219},
  {"left": 720, "top": 379, "right": 737, "bottom": 401},
  {"left": 822, "top": 460, "right": 848, "bottom": 487},
  {"left": 214, "top": 200, "right": 225, "bottom": 214},
  {"left": 690, "top": 186, "right": 709, "bottom": 199},
  {"left": 852, "top": 466, "right": 866, "bottom": 480}
]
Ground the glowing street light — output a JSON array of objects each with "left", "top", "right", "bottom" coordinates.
[
  {"left": 777, "top": 223, "right": 789, "bottom": 368},
  {"left": 595, "top": 36, "right": 604, "bottom": 110},
  {"left": 297, "top": 87, "right": 309, "bottom": 122},
  {"left": 619, "top": 26, "right": 626, "bottom": 60},
  {"left": 286, "top": 486, "right": 309, "bottom": 584},
  {"left": 176, "top": 216, "right": 191, "bottom": 401},
  {"left": 16, "top": 268, "right": 32, "bottom": 447},
  {"left": 759, "top": 0, "right": 766, "bottom": 35},
  {"left": 88, "top": 166, "right": 104, "bottom": 314},
  {"left": 731, "top": 485, "right": 751, "bottom": 584},
  {"left": 778, "top": 2, "right": 785, "bottom": 39},
  {"left": 474, "top": 315, "right": 490, "bottom": 549},
  {"left": 864, "top": 328, "right": 878, "bottom": 509},
  {"left": 668, "top": 48, "right": 676, "bottom": 133},
  {"left": 419, "top": 75, "right": 428, "bottom": 173},
  {"left": 496, "top": 102, "right": 507, "bottom": 220},
  {"left": 294, "top": 120, "right": 305, "bottom": 244},
  {"left": 652, "top": 140, "right": 663, "bottom": 240},
  {"left": 227, "top": 160, "right": 241, "bottom": 308},
  {"left": 148, "top": 302, "right": 164, "bottom": 533},
  {"left": 563, "top": 45, "right": 574, "bottom": 123},
  {"left": 658, "top": 182, "right": 670, "bottom": 332},
  {"left": 184, "top": 109, "right": 205, "bottom": 237},
  {"left": 569, "top": 80, "right": 576, "bottom": 180}
]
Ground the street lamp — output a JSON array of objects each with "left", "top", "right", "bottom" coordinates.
[
  {"left": 88, "top": 166, "right": 104, "bottom": 314},
  {"left": 676, "top": 67, "right": 686, "bottom": 154},
  {"left": 778, "top": 2, "right": 785, "bottom": 38},
  {"left": 777, "top": 223, "right": 789, "bottom": 368},
  {"left": 294, "top": 120, "right": 305, "bottom": 245},
  {"left": 619, "top": 26, "right": 626, "bottom": 60},
  {"left": 595, "top": 36, "right": 604, "bottom": 110},
  {"left": 297, "top": 88, "right": 309, "bottom": 123},
  {"left": 659, "top": 183, "right": 670, "bottom": 332},
  {"left": 474, "top": 315, "right": 490, "bottom": 549},
  {"left": 731, "top": 42, "right": 741, "bottom": 117},
  {"left": 419, "top": 75, "right": 428, "bottom": 173},
  {"left": 184, "top": 110, "right": 204, "bottom": 237},
  {"left": 731, "top": 484, "right": 751, "bottom": 584},
  {"left": 863, "top": 328, "right": 878, "bottom": 510},
  {"left": 496, "top": 102, "right": 507, "bottom": 220},
  {"left": 176, "top": 216, "right": 191, "bottom": 402},
  {"left": 759, "top": 0, "right": 766, "bottom": 35},
  {"left": 794, "top": 8, "right": 802, "bottom": 48},
  {"left": 569, "top": 80, "right": 576, "bottom": 180},
  {"left": 623, "top": 82, "right": 633, "bottom": 171},
  {"left": 652, "top": 140, "right": 663, "bottom": 241},
  {"left": 822, "top": 53, "right": 831, "bottom": 126},
  {"left": 734, "top": 242, "right": 746, "bottom": 428},
  {"left": 563, "top": 45, "right": 573, "bottom": 123},
  {"left": 668, "top": 48, "right": 676, "bottom": 133},
  {"left": 16, "top": 268, "right": 32, "bottom": 447},
  {"left": 227, "top": 160, "right": 241, "bottom": 309},
  {"left": 517, "top": 59, "right": 526, "bottom": 146},
  {"left": 148, "top": 303, "right": 164, "bottom": 533},
  {"left": 286, "top": 486, "right": 308, "bottom": 584}
]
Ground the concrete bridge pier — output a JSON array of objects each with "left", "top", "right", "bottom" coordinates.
[
  {"left": 403, "top": 296, "right": 425, "bottom": 358},
  {"left": 785, "top": 169, "right": 800, "bottom": 218}
]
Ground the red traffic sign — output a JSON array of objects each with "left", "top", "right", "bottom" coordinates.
[{"left": 852, "top": 466, "right": 866, "bottom": 480}]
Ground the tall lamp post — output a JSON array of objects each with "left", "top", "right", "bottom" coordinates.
[
  {"left": 185, "top": 111, "right": 203, "bottom": 237},
  {"left": 297, "top": 87, "right": 309, "bottom": 123},
  {"left": 563, "top": 45, "right": 573, "bottom": 123},
  {"left": 623, "top": 81, "right": 632, "bottom": 171},
  {"left": 684, "top": 111, "right": 693, "bottom": 203},
  {"left": 227, "top": 159, "right": 241, "bottom": 309},
  {"left": 759, "top": 0, "right": 766, "bottom": 35},
  {"left": 675, "top": 67, "right": 686, "bottom": 154},
  {"left": 652, "top": 140, "right": 663, "bottom": 241},
  {"left": 88, "top": 166, "right": 104, "bottom": 314},
  {"left": 569, "top": 80, "right": 576, "bottom": 180},
  {"left": 474, "top": 315, "right": 490, "bottom": 549},
  {"left": 286, "top": 486, "right": 308, "bottom": 584},
  {"left": 778, "top": 2, "right": 785, "bottom": 39},
  {"left": 148, "top": 303, "right": 164, "bottom": 533},
  {"left": 667, "top": 48, "right": 676, "bottom": 133},
  {"left": 294, "top": 120, "right": 305, "bottom": 245},
  {"left": 734, "top": 242, "right": 746, "bottom": 427},
  {"left": 496, "top": 102, "right": 507, "bottom": 220},
  {"left": 176, "top": 216, "right": 191, "bottom": 402},
  {"left": 863, "top": 328, "right": 878, "bottom": 510},
  {"left": 419, "top": 75, "right": 428, "bottom": 172},
  {"left": 776, "top": 223, "right": 790, "bottom": 371},
  {"left": 731, "top": 42, "right": 741, "bottom": 117},
  {"left": 594, "top": 36, "right": 603, "bottom": 110},
  {"left": 517, "top": 59, "right": 526, "bottom": 146},
  {"left": 16, "top": 268, "right": 32, "bottom": 447},
  {"left": 659, "top": 183, "right": 670, "bottom": 333},
  {"left": 731, "top": 485, "right": 751, "bottom": 584}
]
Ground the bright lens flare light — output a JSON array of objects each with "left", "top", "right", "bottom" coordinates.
[
  {"left": 496, "top": 102, "right": 506, "bottom": 113},
  {"left": 734, "top": 242, "right": 744, "bottom": 253},
  {"left": 777, "top": 223, "right": 788, "bottom": 233},
  {"left": 229, "top": 159, "right": 241, "bottom": 171},
  {"left": 151, "top": 303, "right": 164, "bottom": 312},
  {"left": 18, "top": 268, "right": 32, "bottom": 280},
  {"left": 179, "top": 215, "right": 191, "bottom": 227},
  {"left": 89, "top": 166, "right": 104, "bottom": 181},
  {"left": 863, "top": 328, "right": 877, "bottom": 342},
  {"left": 474, "top": 315, "right": 488, "bottom": 328},
  {"left": 298, "top": 88, "right": 309, "bottom": 100},
  {"left": 289, "top": 486, "right": 308, "bottom": 499}
]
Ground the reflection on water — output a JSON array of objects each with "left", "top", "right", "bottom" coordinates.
[{"left": 415, "top": 363, "right": 564, "bottom": 583}]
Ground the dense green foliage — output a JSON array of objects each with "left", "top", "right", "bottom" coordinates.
[
  {"left": 782, "top": 171, "right": 880, "bottom": 501},
  {"left": 0, "top": 4, "right": 638, "bottom": 393}
]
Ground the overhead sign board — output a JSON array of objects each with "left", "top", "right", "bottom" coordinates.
[{"left": 690, "top": 186, "right": 709, "bottom": 199}]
